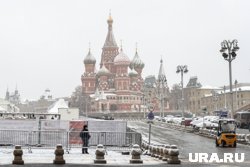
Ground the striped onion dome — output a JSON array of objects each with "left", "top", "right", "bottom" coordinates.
[
  {"left": 129, "top": 68, "right": 138, "bottom": 77},
  {"left": 83, "top": 50, "right": 96, "bottom": 64},
  {"left": 97, "top": 64, "right": 110, "bottom": 76},
  {"left": 114, "top": 49, "right": 130, "bottom": 65},
  {"left": 129, "top": 50, "right": 144, "bottom": 69}
]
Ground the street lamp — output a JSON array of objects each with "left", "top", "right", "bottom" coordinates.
[
  {"left": 142, "top": 94, "right": 146, "bottom": 119},
  {"left": 176, "top": 65, "right": 188, "bottom": 117},
  {"left": 235, "top": 80, "right": 238, "bottom": 110},
  {"left": 224, "top": 85, "right": 227, "bottom": 110},
  {"left": 212, "top": 90, "right": 219, "bottom": 111},
  {"left": 220, "top": 40, "right": 240, "bottom": 118}
]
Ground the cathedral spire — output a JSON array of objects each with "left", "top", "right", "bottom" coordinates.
[
  {"left": 158, "top": 58, "right": 167, "bottom": 82},
  {"left": 103, "top": 12, "right": 118, "bottom": 48},
  {"left": 5, "top": 86, "right": 10, "bottom": 100}
]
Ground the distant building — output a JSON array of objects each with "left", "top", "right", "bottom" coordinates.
[
  {"left": 46, "top": 98, "right": 79, "bottom": 120},
  {"left": 142, "top": 59, "right": 170, "bottom": 113},
  {"left": 171, "top": 76, "right": 250, "bottom": 115},
  {"left": 81, "top": 14, "right": 145, "bottom": 112},
  {"left": 5, "top": 87, "right": 20, "bottom": 105},
  {"left": 201, "top": 83, "right": 250, "bottom": 115},
  {"left": 40, "top": 88, "right": 53, "bottom": 100},
  {"left": 17, "top": 89, "right": 55, "bottom": 113},
  {"left": 0, "top": 98, "right": 19, "bottom": 113}
]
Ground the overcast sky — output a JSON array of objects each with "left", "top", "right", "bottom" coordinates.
[{"left": 0, "top": 0, "right": 249, "bottom": 100}]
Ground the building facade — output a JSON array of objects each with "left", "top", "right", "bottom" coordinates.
[
  {"left": 5, "top": 87, "right": 20, "bottom": 105},
  {"left": 171, "top": 76, "right": 250, "bottom": 116},
  {"left": 81, "top": 14, "right": 145, "bottom": 112},
  {"left": 201, "top": 83, "right": 250, "bottom": 115}
]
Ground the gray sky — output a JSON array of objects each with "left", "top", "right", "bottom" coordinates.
[{"left": 0, "top": 0, "right": 249, "bottom": 100}]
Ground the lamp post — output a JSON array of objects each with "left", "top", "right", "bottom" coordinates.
[
  {"left": 220, "top": 40, "right": 240, "bottom": 118},
  {"left": 142, "top": 94, "right": 146, "bottom": 119},
  {"left": 176, "top": 65, "right": 188, "bottom": 117},
  {"left": 212, "top": 90, "right": 219, "bottom": 111},
  {"left": 235, "top": 80, "right": 238, "bottom": 110},
  {"left": 224, "top": 85, "right": 227, "bottom": 110}
]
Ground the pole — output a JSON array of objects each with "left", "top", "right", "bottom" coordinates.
[
  {"left": 181, "top": 71, "right": 184, "bottom": 117},
  {"left": 229, "top": 59, "right": 234, "bottom": 118},
  {"left": 38, "top": 118, "right": 41, "bottom": 145},
  {"left": 220, "top": 40, "right": 239, "bottom": 118},
  {"left": 224, "top": 86, "right": 226, "bottom": 109},
  {"left": 148, "top": 122, "right": 151, "bottom": 145},
  {"left": 216, "top": 95, "right": 218, "bottom": 111},
  {"left": 143, "top": 95, "right": 145, "bottom": 119},
  {"left": 235, "top": 81, "right": 238, "bottom": 110}
]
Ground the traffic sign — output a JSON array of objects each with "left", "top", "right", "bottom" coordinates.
[{"left": 147, "top": 111, "right": 154, "bottom": 120}]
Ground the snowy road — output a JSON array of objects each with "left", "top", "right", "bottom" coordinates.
[{"left": 128, "top": 121, "right": 250, "bottom": 166}]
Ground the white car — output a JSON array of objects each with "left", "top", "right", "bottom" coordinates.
[
  {"left": 190, "top": 117, "right": 203, "bottom": 127},
  {"left": 154, "top": 116, "right": 162, "bottom": 121},
  {"left": 172, "top": 116, "right": 184, "bottom": 124},
  {"left": 195, "top": 120, "right": 218, "bottom": 129},
  {"left": 164, "top": 115, "right": 174, "bottom": 123}
]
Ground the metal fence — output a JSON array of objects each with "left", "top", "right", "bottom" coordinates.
[{"left": 0, "top": 130, "right": 141, "bottom": 153}]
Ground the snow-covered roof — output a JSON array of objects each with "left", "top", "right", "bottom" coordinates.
[
  {"left": 199, "top": 85, "right": 222, "bottom": 90},
  {"left": 217, "top": 86, "right": 250, "bottom": 94},
  {"left": 114, "top": 49, "right": 130, "bottom": 65},
  {"left": 47, "top": 99, "right": 68, "bottom": 114},
  {"left": 202, "top": 85, "right": 250, "bottom": 97},
  {"left": 236, "top": 86, "right": 250, "bottom": 91}
]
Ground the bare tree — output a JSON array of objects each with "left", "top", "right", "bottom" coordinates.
[{"left": 169, "top": 84, "right": 182, "bottom": 110}]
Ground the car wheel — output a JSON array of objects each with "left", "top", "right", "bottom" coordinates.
[
  {"left": 222, "top": 140, "right": 226, "bottom": 147},
  {"left": 233, "top": 142, "right": 236, "bottom": 147},
  {"left": 215, "top": 139, "right": 219, "bottom": 147}
]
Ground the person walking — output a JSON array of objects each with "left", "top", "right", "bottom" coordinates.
[{"left": 80, "top": 125, "right": 91, "bottom": 154}]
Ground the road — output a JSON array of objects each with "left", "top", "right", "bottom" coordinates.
[{"left": 128, "top": 121, "right": 250, "bottom": 167}]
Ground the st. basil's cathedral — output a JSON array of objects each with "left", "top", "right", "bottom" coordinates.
[{"left": 81, "top": 14, "right": 145, "bottom": 112}]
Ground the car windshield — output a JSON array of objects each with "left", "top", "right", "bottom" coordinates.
[{"left": 221, "top": 122, "right": 235, "bottom": 132}]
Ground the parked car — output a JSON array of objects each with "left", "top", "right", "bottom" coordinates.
[
  {"left": 164, "top": 115, "right": 174, "bottom": 123},
  {"left": 181, "top": 118, "right": 193, "bottom": 126},
  {"left": 172, "top": 116, "right": 184, "bottom": 124}
]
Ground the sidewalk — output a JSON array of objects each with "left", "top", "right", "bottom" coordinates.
[
  {"left": 2, "top": 147, "right": 246, "bottom": 167},
  {"left": 0, "top": 147, "right": 166, "bottom": 166}
]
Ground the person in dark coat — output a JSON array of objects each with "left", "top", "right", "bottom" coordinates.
[{"left": 80, "top": 125, "right": 91, "bottom": 154}]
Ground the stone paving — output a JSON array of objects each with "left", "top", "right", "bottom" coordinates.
[
  {"left": 2, "top": 147, "right": 247, "bottom": 167},
  {"left": 0, "top": 147, "right": 165, "bottom": 166}
]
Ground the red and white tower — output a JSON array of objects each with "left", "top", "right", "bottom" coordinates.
[{"left": 81, "top": 48, "right": 96, "bottom": 95}]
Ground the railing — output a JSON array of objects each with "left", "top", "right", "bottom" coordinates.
[{"left": 0, "top": 130, "right": 141, "bottom": 153}]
